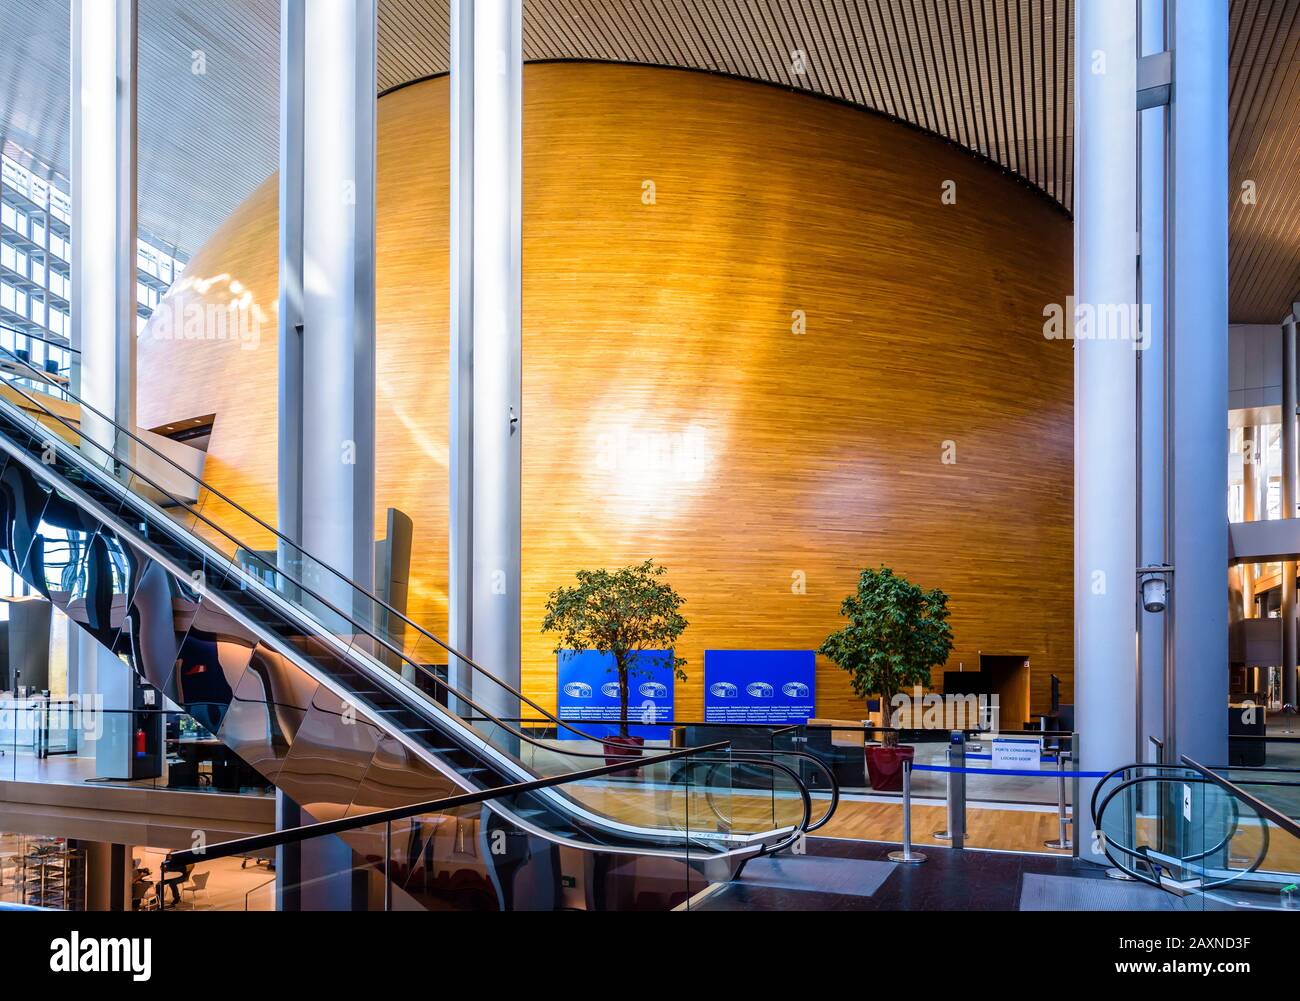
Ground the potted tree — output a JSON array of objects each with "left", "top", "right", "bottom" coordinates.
[
  {"left": 818, "top": 566, "right": 953, "bottom": 791},
  {"left": 542, "top": 559, "right": 689, "bottom": 765}
]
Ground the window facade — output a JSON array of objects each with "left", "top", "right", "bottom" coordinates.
[{"left": 0, "top": 145, "right": 186, "bottom": 396}]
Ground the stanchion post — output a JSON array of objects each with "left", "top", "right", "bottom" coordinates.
[
  {"left": 1044, "top": 744, "right": 1073, "bottom": 849},
  {"left": 1071, "top": 731, "right": 1081, "bottom": 860},
  {"left": 933, "top": 730, "right": 965, "bottom": 847},
  {"left": 887, "top": 758, "right": 927, "bottom": 864},
  {"left": 933, "top": 739, "right": 952, "bottom": 841}
]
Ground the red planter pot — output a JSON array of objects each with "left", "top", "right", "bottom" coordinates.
[
  {"left": 602, "top": 734, "right": 645, "bottom": 769},
  {"left": 865, "top": 744, "right": 915, "bottom": 792}
]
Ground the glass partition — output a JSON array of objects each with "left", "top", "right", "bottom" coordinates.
[{"left": 161, "top": 743, "right": 807, "bottom": 911}]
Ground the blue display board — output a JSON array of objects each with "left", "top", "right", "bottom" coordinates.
[
  {"left": 556, "top": 649, "right": 675, "bottom": 740},
  {"left": 704, "top": 650, "right": 816, "bottom": 724}
]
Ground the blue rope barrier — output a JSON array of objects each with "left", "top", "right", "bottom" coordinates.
[{"left": 911, "top": 763, "right": 1109, "bottom": 778}]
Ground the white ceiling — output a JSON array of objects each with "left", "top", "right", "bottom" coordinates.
[{"left": 0, "top": 0, "right": 1295, "bottom": 322}]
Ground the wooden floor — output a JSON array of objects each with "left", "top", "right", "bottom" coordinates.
[
  {"left": 817, "top": 797, "right": 1071, "bottom": 854},
  {"left": 567, "top": 782, "right": 1072, "bottom": 855},
  {"left": 571, "top": 783, "right": 1300, "bottom": 870}
]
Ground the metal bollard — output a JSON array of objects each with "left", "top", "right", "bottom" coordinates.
[
  {"left": 933, "top": 730, "right": 966, "bottom": 847},
  {"left": 888, "top": 758, "right": 927, "bottom": 864},
  {"left": 1044, "top": 748, "right": 1072, "bottom": 849}
]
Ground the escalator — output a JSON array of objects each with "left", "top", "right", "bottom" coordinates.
[
  {"left": 1091, "top": 757, "right": 1300, "bottom": 910},
  {"left": 0, "top": 361, "right": 834, "bottom": 910}
]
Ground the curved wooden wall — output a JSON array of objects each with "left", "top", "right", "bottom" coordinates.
[{"left": 137, "top": 64, "right": 1074, "bottom": 721}]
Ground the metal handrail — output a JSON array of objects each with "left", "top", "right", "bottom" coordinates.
[
  {"left": 436, "top": 715, "right": 842, "bottom": 830},
  {"left": 1093, "top": 772, "right": 1263, "bottom": 891},
  {"left": 1087, "top": 760, "right": 1192, "bottom": 830},
  {"left": 0, "top": 325, "right": 80, "bottom": 355},
  {"left": 685, "top": 746, "right": 840, "bottom": 833},
  {"left": 0, "top": 364, "right": 637, "bottom": 762},
  {"left": 1181, "top": 755, "right": 1300, "bottom": 840},
  {"left": 0, "top": 345, "right": 608, "bottom": 750},
  {"left": 164, "top": 738, "right": 737, "bottom": 870}
]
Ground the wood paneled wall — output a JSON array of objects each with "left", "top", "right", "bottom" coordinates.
[{"left": 136, "top": 64, "right": 1075, "bottom": 722}]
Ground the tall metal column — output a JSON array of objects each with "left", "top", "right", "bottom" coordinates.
[
  {"left": 70, "top": 0, "right": 138, "bottom": 717},
  {"left": 278, "top": 0, "right": 378, "bottom": 608},
  {"left": 1168, "top": 0, "right": 1230, "bottom": 764},
  {"left": 449, "top": 0, "right": 523, "bottom": 721},
  {"left": 1284, "top": 312, "right": 1299, "bottom": 708},
  {"left": 1075, "top": 0, "right": 1139, "bottom": 844},
  {"left": 70, "top": 0, "right": 137, "bottom": 460},
  {"left": 1138, "top": 0, "right": 1168, "bottom": 760}
]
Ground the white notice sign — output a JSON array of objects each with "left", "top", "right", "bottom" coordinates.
[{"left": 991, "top": 737, "right": 1041, "bottom": 771}]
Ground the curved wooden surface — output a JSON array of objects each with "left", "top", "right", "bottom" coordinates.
[{"left": 137, "top": 63, "right": 1074, "bottom": 721}]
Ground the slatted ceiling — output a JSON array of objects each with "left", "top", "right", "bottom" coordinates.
[
  {"left": 0, "top": 0, "right": 72, "bottom": 187},
  {"left": 0, "top": 0, "right": 1293, "bottom": 321},
  {"left": 137, "top": 0, "right": 280, "bottom": 252},
  {"left": 378, "top": 0, "right": 449, "bottom": 90},
  {"left": 1229, "top": 0, "right": 1300, "bottom": 324}
]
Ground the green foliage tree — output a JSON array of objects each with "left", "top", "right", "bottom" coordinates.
[
  {"left": 541, "top": 559, "right": 689, "bottom": 739},
  {"left": 818, "top": 566, "right": 953, "bottom": 743}
]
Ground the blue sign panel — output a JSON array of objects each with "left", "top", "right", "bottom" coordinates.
[
  {"left": 556, "top": 649, "right": 675, "bottom": 740},
  {"left": 704, "top": 650, "right": 816, "bottom": 724}
]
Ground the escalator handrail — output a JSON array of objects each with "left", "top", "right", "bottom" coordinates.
[
  {"left": 1088, "top": 761, "right": 1191, "bottom": 832},
  {"left": 1093, "top": 773, "right": 1264, "bottom": 891},
  {"left": 162, "top": 737, "right": 743, "bottom": 870},
  {"left": 1181, "top": 754, "right": 1300, "bottom": 840},
  {"left": 0, "top": 351, "right": 616, "bottom": 751},
  {"left": 0, "top": 368, "right": 644, "bottom": 761},
  {"left": 691, "top": 747, "right": 840, "bottom": 833}
]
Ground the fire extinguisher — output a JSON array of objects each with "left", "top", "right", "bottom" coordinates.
[{"left": 134, "top": 726, "right": 147, "bottom": 758}]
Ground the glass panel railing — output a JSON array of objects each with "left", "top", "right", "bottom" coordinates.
[
  {"left": 1210, "top": 766, "right": 1300, "bottom": 826},
  {"left": 158, "top": 746, "right": 800, "bottom": 911},
  {"left": 1093, "top": 762, "right": 1298, "bottom": 910}
]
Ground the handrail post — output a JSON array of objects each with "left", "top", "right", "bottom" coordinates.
[
  {"left": 887, "top": 759, "right": 927, "bottom": 864},
  {"left": 1071, "top": 731, "right": 1081, "bottom": 859},
  {"left": 1044, "top": 747, "right": 1072, "bottom": 849}
]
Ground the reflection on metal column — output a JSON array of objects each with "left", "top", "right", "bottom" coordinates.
[
  {"left": 449, "top": 0, "right": 523, "bottom": 722},
  {"left": 277, "top": 0, "right": 378, "bottom": 609},
  {"left": 1138, "top": 0, "right": 1169, "bottom": 763},
  {"left": 1074, "top": 0, "right": 1139, "bottom": 849},
  {"left": 1168, "top": 0, "right": 1230, "bottom": 766},
  {"left": 69, "top": 0, "right": 137, "bottom": 463}
]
